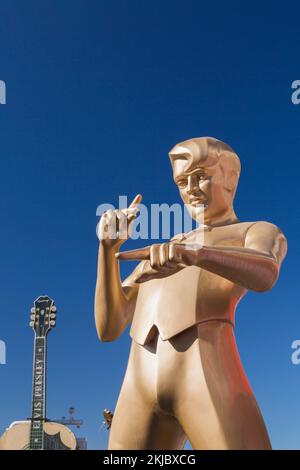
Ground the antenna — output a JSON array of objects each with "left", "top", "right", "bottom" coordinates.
[
  {"left": 53, "top": 407, "right": 87, "bottom": 450},
  {"left": 56, "top": 407, "right": 83, "bottom": 429}
]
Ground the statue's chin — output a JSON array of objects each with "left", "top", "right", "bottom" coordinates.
[{"left": 187, "top": 204, "right": 208, "bottom": 225}]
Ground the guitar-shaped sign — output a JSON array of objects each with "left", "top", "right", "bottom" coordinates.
[{"left": 0, "top": 296, "right": 76, "bottom": 450}]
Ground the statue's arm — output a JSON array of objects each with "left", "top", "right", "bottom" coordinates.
[
  {"left": 194, "top": 222, "right": 287, "bottom": 292},
  {"left": 94, "top": 242, "right": 140, "bottom": 341},
  {"left": 116, "top": 222, "right": 287, "bottom": 290},
  {"left": 94, "top": 194, "right": 142, "bottom": 342}
]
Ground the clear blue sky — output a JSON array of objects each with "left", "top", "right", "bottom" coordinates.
[{"left": 0, "top": 1, "right": 299, "bottom": 449}]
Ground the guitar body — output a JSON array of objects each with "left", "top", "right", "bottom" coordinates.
[{"left": 0, "top": 421, "right": 77, "bottom": 450}]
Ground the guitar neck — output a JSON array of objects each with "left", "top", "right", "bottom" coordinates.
[
  {"left": 28, "top": 295, "right": 56, "bottom": 450},
  {"left": 29, "top": 336, "right": 47, "bottom": 450}
]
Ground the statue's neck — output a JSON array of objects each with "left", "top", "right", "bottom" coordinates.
[{"left": 202, "top": 207, "right": 239, "bottom": 229}]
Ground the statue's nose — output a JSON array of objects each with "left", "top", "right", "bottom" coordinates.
[{"left": 186, "top": 175, "right": 198, "bottom": 194}]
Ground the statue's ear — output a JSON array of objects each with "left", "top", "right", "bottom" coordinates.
[
  {"left": 224, "top": 169, "right": 238, "bottom": 193},
  {"left": 218, "top": 153, "right": 240, "bottom": 193}
]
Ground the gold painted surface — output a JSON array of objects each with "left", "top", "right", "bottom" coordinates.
[{"left": 95, "top": 137, "right": 287, "bottom": 449}]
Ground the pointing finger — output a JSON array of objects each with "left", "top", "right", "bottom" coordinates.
[
  {"left": 115, "top": 246, "right": 150, "bottom": 260},
  {"left": 128, "top": 194, "right": 143, "bottom": 209}
]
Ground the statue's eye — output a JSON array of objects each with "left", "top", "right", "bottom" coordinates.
[
  {"left": 199, "top": 174, "right": 208, "bottom": 182},
  {"left": 177, "top": 178, "right": 187, "bottom": 188}
]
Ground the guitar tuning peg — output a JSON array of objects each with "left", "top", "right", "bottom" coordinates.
[
  {"left": 50, "top": 313, "right": 56, "bottom": 319},
  {"left": 30, "top": 307, "right": 36, "bottom": 314},
  {"left": 51, "top": 306, "right": 57, "bottom": 313},
  {"left": 50, "top": 320, "right": 56, "bottom": 327},
  {"left": 30, "top": 314, "right": 35, "bottom": 320},
  {"left": 29, "top": 321, "right": 34, "bottom": 327}
]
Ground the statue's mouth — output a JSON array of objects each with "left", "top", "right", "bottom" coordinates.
[{"left": 189, "top": 198, "right": 208, "bottom": 208}]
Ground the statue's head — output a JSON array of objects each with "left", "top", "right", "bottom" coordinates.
[{"left": 169, "top": 137, "right": 241, "bottom": 224}]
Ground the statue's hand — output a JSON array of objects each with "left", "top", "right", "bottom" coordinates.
[
  {"left": 116, "top": 242, "right": 203, "bottom": 283},
  {"left": 97, "top": 194, "right": 142, "bottom": 249}
]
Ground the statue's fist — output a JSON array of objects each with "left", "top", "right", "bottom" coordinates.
[{"left": 116, "top": 242, "right": 203, "bottom": 283}]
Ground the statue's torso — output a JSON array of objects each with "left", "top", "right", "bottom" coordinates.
[{"left": 130, "top": 221, "right": 257, "bottom": 345}]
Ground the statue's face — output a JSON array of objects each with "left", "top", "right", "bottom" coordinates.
[{"left": 169, "top": 141, "right": 235, "bottom": 224}]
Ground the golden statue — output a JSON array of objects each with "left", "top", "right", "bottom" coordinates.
[{"left": 95, "top": 137, "right": 287, "bottom": 450}]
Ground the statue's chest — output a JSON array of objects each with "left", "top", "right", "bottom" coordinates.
[
  {"left": 184, "top": 222, "right": 251, "bottom": 248},
  {"left": 137, "top": 223, "right": 253, "bottom": 305}
]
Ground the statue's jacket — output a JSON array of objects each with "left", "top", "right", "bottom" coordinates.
[{"left": 129, "top": 221, "right": 283, "bottom": 345}]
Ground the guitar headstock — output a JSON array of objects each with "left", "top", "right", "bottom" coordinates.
[{"left": 29, "top": 296, "right": 57, "bottom": 337}]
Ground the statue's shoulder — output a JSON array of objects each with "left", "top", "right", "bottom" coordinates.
[
  {"left": 221, "top": 221, "right": 287, "bottom": 262},
  {"left": 241, "top": 220, "right": 286, "bottom": 236},
  {"left": 213, "top": 221, "right": 287, "bottom": 247},
  {"left": 174, "top": 222, "right": 286, "bottom": 242},
  {"left": 227, "top": 220, "right": 285, "bottom": 235},
  {"left": 243, "top": 221, "right": 288, "bottom": 263}
]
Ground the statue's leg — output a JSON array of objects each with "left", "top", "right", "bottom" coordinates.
[
  {"left": 108, "top": 339, "right": 187, "bottom": 450},
  {"left": 170, "top": 321, "right": 271, "bottom": 450}
]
